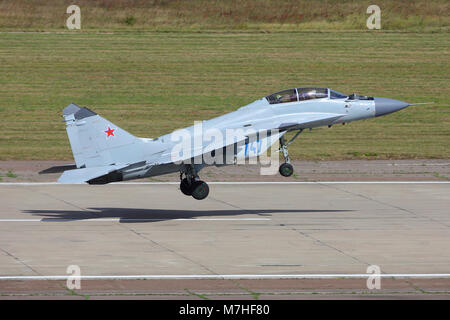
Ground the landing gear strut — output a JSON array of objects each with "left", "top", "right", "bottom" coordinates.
[
  {"left": 278, "top": 129, "right": 303, "bottom": 177},
  {"left": 179, "top": 165, "right": 209, "bottom": 200}
]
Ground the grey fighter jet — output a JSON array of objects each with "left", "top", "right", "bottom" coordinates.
[{"left": 43, "top": 87, "right": 426, "bottom": 200}]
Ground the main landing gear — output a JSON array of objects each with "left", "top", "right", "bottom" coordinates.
[
  {"left": 278, "top": 129, "right": 303, "bottom": 177},
  {"left": 179, "top": 165, "right": 209, "bottom": 200}
]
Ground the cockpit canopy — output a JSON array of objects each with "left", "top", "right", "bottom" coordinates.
[{"left": 266, "top": 87, "right": 349, "bottom": 104}]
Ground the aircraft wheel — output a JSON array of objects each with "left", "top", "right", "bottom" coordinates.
[
  {"left": 279, "top": 163, "right": 294, "bottom": 177},
  {"left": 180, "top": 178, "right": 193, "bottom": 196},
  {"left": 191, "top": 180, "right": 209, "bottom": 200}
]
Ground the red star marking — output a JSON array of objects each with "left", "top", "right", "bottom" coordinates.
[{"left": 105, "top": 127, "right": 115, "bottom": 137}]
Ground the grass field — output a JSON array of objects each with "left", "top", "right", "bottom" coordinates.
[
  {"left": 0, "top": 30, "right": 448, "bottom": 161},
  {"left": 0, "top": 0, "right": 449, "bottom": 32}
]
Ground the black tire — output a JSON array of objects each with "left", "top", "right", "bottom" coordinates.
[
  {"left": 180, "top": 178, "right": 193, "bottom": 196},
  {"left": 279, "top": 163, "right": 294, "bottom": 177},
  {"left": 191, "top": 181, "right": 209, "bottom": 200}
]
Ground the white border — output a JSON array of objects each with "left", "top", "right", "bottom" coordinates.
[{"left": 1, "top": 274, "right": 450, "bottom": 280}]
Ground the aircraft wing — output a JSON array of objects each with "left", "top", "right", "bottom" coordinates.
[
  {"left": 156, "top": 112, "right": 344, "bottom": 165},
  {"left": 214, "top": 112, "right": 344, "bottom": 133},
  {"left": 275, "top": 112, "right": 344, "bottom": 131}
]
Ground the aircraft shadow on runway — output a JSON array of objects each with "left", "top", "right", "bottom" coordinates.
[{"left": 22, "top": 208, "right": 353, "bottom": 223}]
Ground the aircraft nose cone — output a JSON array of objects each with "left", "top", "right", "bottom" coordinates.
[{"left": 374, "top": 97, "right": 409, "bottom": 117}]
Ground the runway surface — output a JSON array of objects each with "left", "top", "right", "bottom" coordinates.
[{"left": 0, "top": 182, "right": 449, "bottom": 298}]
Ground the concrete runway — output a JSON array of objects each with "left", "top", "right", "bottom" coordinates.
[{"left": 0, "top": 182, "right": 449, "bottom": 298}]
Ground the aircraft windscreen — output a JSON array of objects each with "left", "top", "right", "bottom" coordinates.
[
  {"left": 297, "top": 87, "right": 328, "bottom": 101},
  {"left": 266, "top": 89, "right": 297, "bottom": 104},
  {"left": 330, "top": 89, "right": 348, "bottom": 99}
]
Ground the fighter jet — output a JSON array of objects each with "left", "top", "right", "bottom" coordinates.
[{"left": 42, "top": 87, "right": 427, "bottom": 200}]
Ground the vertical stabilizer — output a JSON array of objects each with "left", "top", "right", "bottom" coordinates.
[{"left": 62, "top": 103, "right": 143, "bottom": 168}]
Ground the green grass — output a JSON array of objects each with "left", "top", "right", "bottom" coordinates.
[
  {"left": 0, "top": 31, "right": 448, "bottom": 160},
  {"left": 6, "top": 171, "right": 17, "bottom": 178},
  {"left": 0, "top": 0, "right": 448, "bottom": 32}
]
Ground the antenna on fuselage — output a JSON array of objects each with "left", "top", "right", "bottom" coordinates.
[{"left": 407, "top": 102, "right": 434, "bottom": 106}]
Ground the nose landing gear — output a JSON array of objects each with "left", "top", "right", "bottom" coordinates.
[
  {"left": 278, "top": 129, "right": 303, "bottom": 177},
  {"left": 179, "top": 165, "right": 209, "bottom": 200},
  {"left": 279, "top": 162, "right": 294, "bottom": 177}
]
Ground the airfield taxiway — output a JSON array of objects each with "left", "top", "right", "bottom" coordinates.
[{"left": 0, "top": 181, "right": 449, "bottom": 298}]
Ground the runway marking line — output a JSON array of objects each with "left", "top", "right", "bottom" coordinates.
[
  {"left": 0, "top": 181, "right": 449, "bottom": 186},
  {"left": 1, "top": 274, "right": 450, "bottom": 280}
]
